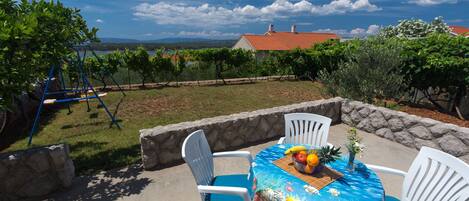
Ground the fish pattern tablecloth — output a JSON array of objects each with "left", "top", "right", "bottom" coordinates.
[{"left": 252, "top": 144, "right": 385, "bottom": 201}]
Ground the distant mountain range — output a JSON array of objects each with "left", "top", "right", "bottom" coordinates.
[{"left": 99, "top": 37, "right": 233, "bottom": 44}]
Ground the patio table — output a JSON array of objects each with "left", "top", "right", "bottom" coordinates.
[{"left": 252, "top": 144, "right": 385, "bottom": 201}]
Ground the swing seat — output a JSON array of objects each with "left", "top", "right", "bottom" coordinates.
[
  {"left": 46, "top": 89, "right": 93, "bottom": 96},
  {"left": 43, "top": 93, "right": 107, "bottom": 105}
]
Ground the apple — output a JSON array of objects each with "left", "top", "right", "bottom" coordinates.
[{"left": 295, "top": 152, "right": 307, "bottom": 164}]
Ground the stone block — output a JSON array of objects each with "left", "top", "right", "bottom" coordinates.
[
  {"left": 0, "top": 162, "right": 7, "bottom": 178},
  {"left": 429, "top": 124, "right": 455, "bottom": 138},
  {"left": 358, "top": 107, "right": 370, "bottom": 118},
  {"left": 48, "top": 144, "right": 68, "bottom": 169},
  {"left": 453, "top": 128, "right": 469, "bottom": 145},
  {"left": 341, "top": 114, "right": 353, "bottom": 127},
  {"left": 438, "top": 135, "right": 469, "bottom": 157},
  {"left": 388, "top": 118, "right": 404, "bottom": 132},
  {"left": 17, "top": 174, "right": 58, "bottom": 198},
  {"left": 357, "top": 119, "right": 375, "bottom": 133},
  {"left": 375, "top": 107, "right": 393, "bottom": 120},
  {"left": 408, "top": 126, "right": 432, "bottom": 140},
  {"left": 459, "top": 154, "right": 469, "bottom": 164},
  {"left": 414, "top": 138, "right": 440, "bottom": 150},
  {"left": 159, "top": 150, "right": 181, "bottom": 165},
  {"left": 214, "top": 140, "right": 227, "bottom": 151},
  {"left": 393, "top": 131, "right": 415, "bottom": 148},
  {"left": 375, "top": 128, "right": 394, "bottom": 141},
  {"left": 401, "top": 116, "right": 419, "bottom": 128},
  {"left": 420, "top": 118, "right": 440, "bottom": 127},
  {"left": 341, "top": 101, "right": 355, "bottom": 114},
  {"left": 370, "top": 111, "right": 388, "bottom": 129},
  {"left": 26, "top": 150, "right": 50, "bottom": 173},
  {"left": 57, "top": 159, "right": 74, "bottom": 187},
  {"left": 350, "top": 110, "right": 362, "bottom": 124}
]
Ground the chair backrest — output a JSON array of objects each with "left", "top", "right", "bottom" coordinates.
[
  {"left": 284, "top": 113, "right": 332, "bottom": 147},
  {"left": 401, "top": 147, "right": 469, "bottom": 201},
  {"left": 182, "top": 130, "right": 214, "bottom": 187}
]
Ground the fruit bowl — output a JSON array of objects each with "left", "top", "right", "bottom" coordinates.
[
  {"left": 291, "top": 155, "right": 323, "bottom": 174},
  {"left": 285, "top": 145, "right": 341, "bottom": 175}
]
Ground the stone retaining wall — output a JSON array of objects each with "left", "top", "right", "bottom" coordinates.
[
  {"left": 341, "top": 100, "right": 469, "bottom": 163},
  {"left": 0, "top": 144, "right": 74, "bottom": 200},
  {"left": 139, "top": 97, "right": 343, "bottom": 170}
]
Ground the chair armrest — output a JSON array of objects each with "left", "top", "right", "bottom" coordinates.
[
  {"left": 277, "top": 137, "right": 285, "bottom": 144},
  {"left": 213, "top": 151, "right": 253, "bottom": 164},
  {"left": 366, "top": 164, "right": 407, "bottom": 177},
  {"left": 198, "top": 185, "right": 251, "bottom": 201}
]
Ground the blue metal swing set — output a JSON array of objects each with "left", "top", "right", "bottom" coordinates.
[{"left": 27, "top": 48, "right": 122, "bottom": 145}]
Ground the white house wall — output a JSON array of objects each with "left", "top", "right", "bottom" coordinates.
[{"left": 232, "top": 37, "right": 255, "bottom": 51}]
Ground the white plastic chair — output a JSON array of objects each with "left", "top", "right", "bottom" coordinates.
[
  {"left": 367, "top": 147, "right": 469, "bottom": 201},
  {"left": 182, "top": 130, "right": 253, "bottom": 201},
  {"left": 278, "top": 113, "right": 333, "bottom": 148}
]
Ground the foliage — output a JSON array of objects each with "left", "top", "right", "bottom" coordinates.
[
  {"left": 380, "top": 16, "right": 451, "bottom": 38},
  {"left": 345, "top": 128, "right": 364, "bottom": 155},
  {"left": 82, "top": 52, "right": 122, "bottom": 89},
  {"left": 123, "top": 47, "right": 153, "bottom": 86},
  {"left": 255, "top": 51, "right": 292, "bottom": 76},
  {"left": 0, "top": 0, "right": 97, "bottom": 109},
  {"left": 318, "top": 37, "right": 407, "bottom": 103},
  {"left": 306, "top": 39, "right": 359, "bottom": 73},
  {"left": 317, "top": 146, "right": 341, "bottom": 165},
  {"left": 277, "top": 49, "right": 315, "bottom": 79},
  {"left": 188, "top": 48, "right": 254, "bottom": 84},
  {"left": 400, "top": 34, "right": 469, "bottom": 115}
]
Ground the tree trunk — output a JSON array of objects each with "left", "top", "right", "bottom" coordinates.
[{"left": 452, "top": 85, "right": 467, "bottom": 120}]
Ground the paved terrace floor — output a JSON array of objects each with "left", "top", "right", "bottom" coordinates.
[{"left": 43, "top": 124, "right": 418, "bottom": 201}]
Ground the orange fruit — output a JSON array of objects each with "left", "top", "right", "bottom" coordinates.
[
  {"left": 307, "top": 154, "right": 320, "bottom": 167},
  {"left": 304, "top": 165, "right": 314, "bottom": 174}
]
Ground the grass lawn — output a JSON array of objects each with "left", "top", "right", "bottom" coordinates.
[{"left": 4, "top": 81, "right": 324, "bottom": 175}]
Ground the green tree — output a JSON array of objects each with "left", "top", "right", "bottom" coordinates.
[
  {"left": 401, "top": 34, "right": 469, "bottom": 118},
  {"left": 124, "top": 47, "right": 152, "bottom": 87},
  {"left": 189, "top": 48, "right": 254, "bottom": 84},
  {"left": 0, "top": 0, "right": 97, "bottom": 109},
  {"left": 319, "top": 37, "right": 407, "bottom": 103},
  {"left": 150, "top": 48, "right": 173, "bottom": 84}
]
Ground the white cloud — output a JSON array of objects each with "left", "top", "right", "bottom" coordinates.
[
  {"left": 96, "top": 19, "right": 104, "bottom": 23},
  {"left": 177, "top": 30, "right": 240, "bottom": 38},
  {"left": 83, "top": 5, "right": 112, "bottom": 13},
  {"left": 409, "top": 0, "right": 457, "bottom": 6},
  {"left": 133, "top": 0, "right": 381, "bottom": 27},
  {"left": 315, "top": 24, "right": 381, "bottom": 37}
]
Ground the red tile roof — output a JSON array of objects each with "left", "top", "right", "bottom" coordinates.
[
  {"left": 449, "top": 25, "right": 469, "bottom": 36},
  {"left": 242, "top": 32, "right": 339, "bottom": 51}
]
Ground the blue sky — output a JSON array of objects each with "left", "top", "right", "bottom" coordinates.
[{"left": 60, "top": 0, "right": 469, "bottom": 40}]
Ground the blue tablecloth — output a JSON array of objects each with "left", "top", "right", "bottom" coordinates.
[{"left": 252, "top": 144, "right": 385, "bottom": 201}]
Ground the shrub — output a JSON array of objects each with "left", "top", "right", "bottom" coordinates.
[{"left": 318, "top": 37, "right": 407, "bottom": 103}]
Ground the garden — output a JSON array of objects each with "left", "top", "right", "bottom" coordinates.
[{"left": 1, "top": 0, "right": 469, "bottom": 177}]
